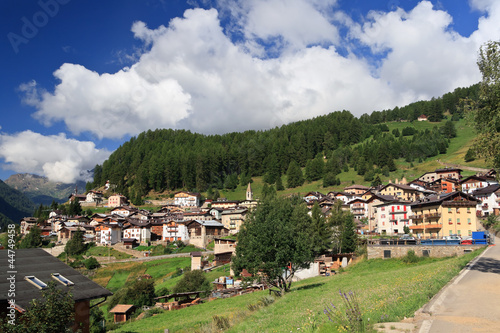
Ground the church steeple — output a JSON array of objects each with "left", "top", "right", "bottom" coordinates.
[{"left": 246, "top": 182, "right": 253, "bottom": 201}]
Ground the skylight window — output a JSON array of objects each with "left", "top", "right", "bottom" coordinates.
[
  {"left": 51, "top": 273, "right": 74, "bottom": 286},
  {"left": 25, "top": 276, "right": 47, "bottom": 289}
]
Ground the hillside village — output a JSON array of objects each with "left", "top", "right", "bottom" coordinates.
[{"left": 19, "top": 167, "right": 498, "bottom": 250}]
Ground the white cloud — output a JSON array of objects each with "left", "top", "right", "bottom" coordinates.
[
  {"left": 20, "top": 1, "right": 500, "bottom": 138},
  {"left": 350, "top": 1, "right": 485, "bottom": 100},
  {"left": 0, "top": 131, "right": 111, "bottom": 183}
]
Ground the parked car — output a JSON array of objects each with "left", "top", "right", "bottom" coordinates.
[
  {"left": 461, "top": 237, "right": 473, "bottom": 245},
  {"left": 443, "top": 235, "right": 461, "bottom": 241},
  {"left": 399, "top": 234, "right": 416, "bottom": 241}
]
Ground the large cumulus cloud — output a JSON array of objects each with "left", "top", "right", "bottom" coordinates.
[
  {"left": 20, "top": 0, "right": 500, "bottom": 138},
  {"left": 0, "top": 131, "right": 111, "bottom": 183}
]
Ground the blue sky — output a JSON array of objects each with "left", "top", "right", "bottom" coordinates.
[{"left": 0, "top": 0, "right": 498, "bottom": 183}]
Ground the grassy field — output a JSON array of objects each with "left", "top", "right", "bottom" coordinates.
[
  {"left": 110, "top": 249, "right": 485, "bottom": 333},
  {"left": 86, "top": 246, "right": 133, "bottom": 260}
]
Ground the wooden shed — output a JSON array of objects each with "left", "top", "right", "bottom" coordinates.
[{"left": 109, "top": 304, "right": 135, "bottom": 323}]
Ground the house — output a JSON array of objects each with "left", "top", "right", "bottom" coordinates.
[
  {"left": 95, "top": 223, "right": 122, "bottom": 245},
  {"left": 419, "top": 171, "right": 438, "bottom": 183},
  {"left": 162, "top": 220, "right": 189, "bottom": 242},
  {"left": 435, "top": 167, "right": 462, "bottom": 180},
  {"left": 378, "top": 183, "right": 423, "bottom": 202},
  {"left": 20, "top": 217, "right": 38, "bottom": 235},
  {"left": 214, "top": 238, "right": 237, "bottom": 265},
  {"left": 186, "top": 220, "right": 228, "bottom": 248},
  {"left": 183, "top": 211, "right": 213, "bottom": 221},
  {"left": 460, "top": 175, "right": 498, "bottom": 194},
  {"left": 174, "top": 191, "right": 201, "bottom": 208},
  {"left": 418, "top": 114, "right": 428, "bottom": 121},
  {"left": 210, "top": 199, "right": 240, "bottom": 210},
  {"left": 109, "top": 304, "right": 135, "bottom": 323},
  {"left": 128, "top": 210, "right": 150, "bottom": 221},
  {"left": 68, "top": 193, "right": 86, "bottom": 203},
  {"left": 0, "top": 248, "right": 112, "bottom": 333},
  {"left": 303, "top": 191, "right": 326, "bottom": 203},
  {"left": 85, "top": 190, "right": 103, "bottom": 203},
  {"left": 409, "top": 191, "right": 479, "bottom": 239},
  {"left": 374, "top": 200, "right": 412, "bottom": 235},
  {"left": 221, "top": 208, "right": 248, "bottom": 234},
  {"left": 110, "top": 206, "right": 137, "bottom": 217},
  {"left": 343, "top": 185, "right": 371, "bottom": 196},
  {"left": 67, "top": 215, "right": 91, "bottom": 225},
  {"left": 472, "top": 184, "right": 500, "bottom": 217},
  {"left": 209, "top": 207, "right": 224, "bottom": 220},
  {"left": 123, "top": 220, "right": 151, "bottom": 244},
  {"left": 428, "top": 178, "right": 460, "bottom": 194},
  {"left": 150, "top": 220, "right": 167, "bottom": 241},
  {"left": 108, "top": 194, "right": 128, "bottom": 208},
  {"left": 327, "top": 191, "right": 358, "bottom": 204},
  {"left": 57, "top": 225, "right": 89, "bottom": 243},
  {"left": 348, "top": 198, "right": 368, "bottom": 221}
]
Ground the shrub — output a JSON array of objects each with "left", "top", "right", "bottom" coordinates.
[
  {"left": 401, "top": 250, "right": 420, "bottom": 264},
  {"left": 84, "top": 257, "right": 101, "bottom": 270}
]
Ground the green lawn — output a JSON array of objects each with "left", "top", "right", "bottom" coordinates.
[
  {"left": 110, "top": 249, "right": 484, "bottom": 333},
  {"left": 86, "top": 246, "right": 133, "bottom": 260},
  {"left": 106, "top": 270, "right": 131, "bottom": 292}
]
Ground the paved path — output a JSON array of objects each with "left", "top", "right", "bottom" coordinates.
[{"left": 417, "top": 238, "right": 500, "bottom": 333}]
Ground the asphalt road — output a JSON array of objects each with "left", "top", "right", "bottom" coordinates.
[{"left": 418, "top": 238, "right": 500, "bottom": 333}]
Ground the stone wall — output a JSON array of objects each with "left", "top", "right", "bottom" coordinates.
[{"left": 368, "top": 244, "right": 486, "bottom": 259}]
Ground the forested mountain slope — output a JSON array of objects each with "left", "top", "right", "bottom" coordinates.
[
  {"left": 0, "top": 179, "right": 35, "bottom": 228},
  {"left": 92, "top": 84, "right": 479, "bottom": 198}
]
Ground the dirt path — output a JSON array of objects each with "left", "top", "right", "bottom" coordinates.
[{"left": 437, "top": 159, "right": 489, "bottom": 173}]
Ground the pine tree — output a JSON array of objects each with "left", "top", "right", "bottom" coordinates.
[
  {"left": 310, "top": 203, "right": 331, "bottom": 255},
  {"left": 341, "top": 214, "right": 357, "bottom": 254},
  {"left": 275, "top": 176, "right": 284, "bottom": 191},
  {"left": 286, "top": 160, "right": 304, "bottom": 188}
]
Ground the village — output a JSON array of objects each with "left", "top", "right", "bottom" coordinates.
[{"left": 20, "top": 167, "right": 498, "bottom": 250}]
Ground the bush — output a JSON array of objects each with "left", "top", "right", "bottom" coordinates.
[
  {"left": 84, "top": 257, "right": 101, "bottom": 270},
  {"left": 172, "top": 269, "right": 212, "bottom": 296},
  {"left": 401, "top": 250, "right": 420, "bottom": 264}
]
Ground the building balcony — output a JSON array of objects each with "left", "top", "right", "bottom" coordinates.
[
  {"left": 409, "top": 223, "right": 442, "bottom": 230},
  {"left": 409, "top": 215, "right": 423, "bottom": 220}
]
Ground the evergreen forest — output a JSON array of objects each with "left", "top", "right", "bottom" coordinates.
[{"left": 90, "top": 84, "right": 478, "bottom": 198}]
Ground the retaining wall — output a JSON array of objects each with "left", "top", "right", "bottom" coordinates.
[{"left": 368, "top": 244, "right": 486, "bottom": 259}]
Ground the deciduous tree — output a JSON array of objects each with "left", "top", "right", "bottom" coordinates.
[{"left": 233, "top": 196, "right": 314, "bottom": 294}]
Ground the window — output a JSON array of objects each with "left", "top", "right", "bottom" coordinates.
[
  {"left": 457, "top": 218, "right": 461, "bottom": 225},
  {"left": 448, "top": 218, "right": 452, "bottom": 224},
  {"left": 448, "top": 208, "right": 452, "bottom": 213},
  {"left": 384, "top": 250, "right": 391, "bottom": 258},
  {"left": 468, "top": 218, "right": 471, "bottom": 225},
  {"left": 467, "top": 207, "right": 471, "bottom": 213},
  {"left": 449, "top": 230, "right": 453, "bottom": 235},
  {"left": 458, "top": 230, "right": 461, "bottom": 235},
  {"left": 468, "top": 230, "right": 472, "bottom": 236},
  {"left": 25, "top": 276, "right": 47, "bottom": 289},
  {"left": 51, "top": 273, "right": 74, "bottom": 286}
]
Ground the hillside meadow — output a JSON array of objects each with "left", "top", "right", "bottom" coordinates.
[
  {"left": 110, "top": 248, "right": 485, "bottom": 333},
  {"left": 217, "top": 118, "right": 484, "bottom": 202}
]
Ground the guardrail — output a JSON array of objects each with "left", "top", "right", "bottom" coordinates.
[{"left": 371, "top": 238, "right": 489, "bottom": 246}]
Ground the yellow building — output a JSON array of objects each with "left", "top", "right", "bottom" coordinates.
[
  {"left": 409, "top": 191, "right": 479, "bottom": 239},
  {"left": 379, "top": 183, "right": 422, "bottom": 201}
]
